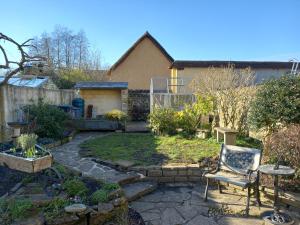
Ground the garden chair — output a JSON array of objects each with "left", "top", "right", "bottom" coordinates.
[{"left": 203, "top": 144, "right": 262, "bottom": 216}]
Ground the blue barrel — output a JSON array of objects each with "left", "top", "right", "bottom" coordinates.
[{"left": 72, "top": 98, "right": 85, "bottom": 118}]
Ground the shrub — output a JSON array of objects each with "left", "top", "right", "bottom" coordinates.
[
  {"left": 263, "top": 124, "right": 300, "bottom": 178},
  {"left": 148, "top": 108, "right": 177, "bottom": 135},
  {"left": 0, "top": 198, "right": 33, "bottom": 224},
  {"left": 177, "top": 95, "right": 213, "bottom": 135},
  {"left": 104, "top": 109, "right": 127, "bottom": 122},
  {"left": 249, "top": 75, "right": 300, "bottom": 134},
  {"left": 62, "top": 179, "right": 88, "bottom": 197},
  {"left": 91, "top": 190, "right": 109, "bottom": 204},
  {"left": 43, "top": 198, "right": 70, "bottom": 222},
  {"left": 16, "top": 134, "right": 38, "bottom": 158},
  {"left": 24, "top": 100, "right": 69, "bottom": 139},
  {"left": 103, "top": 183, "right": 120, "bottom": 191}
]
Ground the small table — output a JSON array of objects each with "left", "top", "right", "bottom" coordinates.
[
  {"left": 214, "top": 127, "right": 238, "bottom": 145},
  {"left": 259, "top": 164, "right": 295, "bottom": 225}
]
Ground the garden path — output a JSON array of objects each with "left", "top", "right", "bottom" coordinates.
[{"left": 51, "top": 132, "right": 139, "bottom": 184}]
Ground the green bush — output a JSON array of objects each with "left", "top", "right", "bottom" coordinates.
[
  {"left": 90, "top": 190, "right": 109, "bottom": 204},
  {"left": 62, "top": 179, "right": 88, "bottom": 197},
  {"left": 43, "top": 198, "right": 70, "bottom": 222},
  {"left": 103, "top": 183, "right": 120, "bottom": 191},
  {"left": 248, "top": 75, "right": 300, "bottom": 134},
  {"left": 24, "top": 100, "right": 69, "bottom": 139},
  {"left": 148, "top": 108, "right": 177, "bottom": 135},
  {"left": 0, "top": 198, "right": 33, "bottom": 224},
  {"left": 104, "top": 109, "right": 127, "bottom": 122}
]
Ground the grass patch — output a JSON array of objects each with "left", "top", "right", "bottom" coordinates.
[
  {"left": 81, "top": 133, "right": 263, "bottom": 166},
  {"left": 80, "top": 133, "right": 220, "bottom": 166}
]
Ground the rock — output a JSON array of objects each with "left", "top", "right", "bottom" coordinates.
[
  {"left": 185, "top": 214, "right": 218, "bottom": 225},
  {"left": 98, "top": 202, "right": 114, "bottom": 214},
  {"left": 115, "top": 160, "right": 135, "bottom": 169},
  {"left": 161, "top": 208, "right": 185, "bottom": 225},
  {"left": 218, "top": 216, "right": 264, "bottom": 225},
  {"left": 112, "top": 197, "right": 127, "bottom": 207},
  {"left": 64, "top": 203, "right": 87, "bottom": 213},
  {"left": 123, "top": 181, "right": 157, "bottom": 202},
  {"left": 12, "top": 214, "right": 45, "bottom": 225},
  {"left": 46, "top": 214, "right": 80, "bottom": 225}
]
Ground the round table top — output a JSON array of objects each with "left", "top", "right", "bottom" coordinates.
[{"left": 259, "top": 164, "right": 295, "bottom": 176}]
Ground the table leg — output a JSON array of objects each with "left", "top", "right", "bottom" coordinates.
[{"left": 273, "top": 175, "right": 279, "bottom": 212}]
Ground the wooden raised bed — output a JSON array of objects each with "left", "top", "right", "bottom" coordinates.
[{"left": 0, "top": 145, "right": 53, "bottom": 173}]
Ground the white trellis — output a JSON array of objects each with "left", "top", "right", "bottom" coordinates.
[{"left": 150, "top": 77, "right": 195, "bottom": 112}]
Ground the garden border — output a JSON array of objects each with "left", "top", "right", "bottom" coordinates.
[{"left": 42, "top": 130, "right": 77, "bottom": 149}]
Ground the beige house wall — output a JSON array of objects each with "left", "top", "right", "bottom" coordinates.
[
  {"left": 108, "top": 38, "right": 171, "bottom": 90},
  {"left": 80, "top": 89, "right": 122, "bottom": 116},
  {"left": 174, "top": 67, "right": 290, "bottom": 93}
]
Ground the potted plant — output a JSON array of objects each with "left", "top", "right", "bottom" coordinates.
[
  {"left": 104, "top": 109, "right": 127, "bottom": 131},
  {"left": 0, "top": 134, "right": 53, "bottom": 173}
]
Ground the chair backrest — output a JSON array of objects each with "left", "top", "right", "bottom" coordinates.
[{"left": 219, "top": 144, "right": 262, "bottom": 175}]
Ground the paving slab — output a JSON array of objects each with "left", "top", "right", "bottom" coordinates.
[{"left": 123, "top": 181, "right": 157, "bottom": 202}]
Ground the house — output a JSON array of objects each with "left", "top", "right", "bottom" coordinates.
[
  {"left": 107, "top": 32, "right": 174, "bottom": 90},
  {"left": 170, "top": 60, "right": 293, "bottom": 93},
  {"left": 74, "top": 82, "right": 128, "bottom": 118},
  {"left": 107, "top": 32, "right": 294, "bottom": 91}
]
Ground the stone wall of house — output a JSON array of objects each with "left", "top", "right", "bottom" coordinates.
[{"left": 128, "top": 90, "right": 150, "bottom": 121}]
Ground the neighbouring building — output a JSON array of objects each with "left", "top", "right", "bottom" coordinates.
[
  {"left": 105, "top": 32, "right": 294, "bottom": 120},
  {"left": 106, "top": 32, "right": 174, "bottom": 90},
  {"left": 169, "top": 60, "right": 293, "bottom": 93},
  {"left": 74, "top": 82, "right": 128, "bottom": 118}
]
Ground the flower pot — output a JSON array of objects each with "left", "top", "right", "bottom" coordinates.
[{"left": 195, "top": 129, "right": 210, "bottom": 139}]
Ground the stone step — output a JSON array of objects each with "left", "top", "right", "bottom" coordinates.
[{"left": 122, "top": 181, "right": 157, "bottom": 202}]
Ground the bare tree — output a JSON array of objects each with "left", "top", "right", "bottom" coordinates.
[
  {"left": 0, "top": 33, "right": 44, "bottom": 86},
  {"left": 193, "top": 64, "right": 256, "bottom": 134}
]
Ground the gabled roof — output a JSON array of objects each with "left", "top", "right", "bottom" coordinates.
[
  {"left": 171, "top": 60, "right": 293, "bottom": 69},
  {"left": 108, "top": 32, "right": 174, "bottom": 73},
  {"left": 74, "top": 82, "right": 128, "bottom": 90}
]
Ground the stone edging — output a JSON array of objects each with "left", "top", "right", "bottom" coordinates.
[
  {"left": 42, "top": 130, "right": 77, "bottom": 149},
  {"left": 130, "top": 164, "right": 206, "bottom": 183}
]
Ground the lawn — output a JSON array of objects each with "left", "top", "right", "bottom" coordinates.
[{"left": 80, "top": 133, "right": 261, "bottom": 166}]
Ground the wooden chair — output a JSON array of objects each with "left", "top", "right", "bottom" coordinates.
[{"left": 203, "top": 144, "right": 262, "bottom": 216}]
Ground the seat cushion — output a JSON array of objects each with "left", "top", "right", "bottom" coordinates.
[{"left": 205, "top": 171, "right": 255, "bottom": 188}]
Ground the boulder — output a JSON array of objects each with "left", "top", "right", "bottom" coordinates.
[{"left": 64, "top": 203, "right": 87, "bottom": 213}]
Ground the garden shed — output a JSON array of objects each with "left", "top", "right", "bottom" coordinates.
[{"left": 74, "top": 82, "right": 128, "bottom": 118}]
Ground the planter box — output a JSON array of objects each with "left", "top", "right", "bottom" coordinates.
[
  {"left": 72, "top": 119, "right": 120, "bottom": 131},
  {"left": 195, "top": 129, "right": 210, "bottom": 139},
  {"left": 0, "top": 146, "right": 53, "bottom": 173}
]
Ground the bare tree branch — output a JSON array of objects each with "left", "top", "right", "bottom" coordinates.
[{"left": 0, "top": 33, "right": 45, "bottom": 86}]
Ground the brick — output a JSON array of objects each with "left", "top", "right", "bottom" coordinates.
[
  {"left": 177, "top": 169, "right": 187, "bottom": 176},
  {"left": 188, "top": 176, "right": 202, "bottom": 182},
  {"left": 148, "top": 169, "right": 162, "bottom": 177},
  {"left": 162, "top": 170, "right": 177, "bottom": 176},
  {"left": 191, "top": 169, "right": 203, "bottom": 176},
  {"left": 175, "top": 176, "right": 188, "bottom": 182},
  {"left": 158, "top": 177, "right": 174, "bottom": 183}
]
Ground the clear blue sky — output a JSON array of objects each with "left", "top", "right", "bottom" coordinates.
[{"left": 1, "top": 0, "right": 299, "bottom": 66}]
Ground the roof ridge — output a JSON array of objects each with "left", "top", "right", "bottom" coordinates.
[{"left": 108, "top": 32, "right": 174, "bottom": 73}]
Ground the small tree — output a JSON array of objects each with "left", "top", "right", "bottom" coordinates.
[
  {"left": 248, "top": 75, "right": 300, "bottom": 134},
  {"left": 193, "top": 64, "right": 255, "bottom": 134}
]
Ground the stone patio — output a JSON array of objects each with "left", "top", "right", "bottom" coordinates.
[{"left": 130, "top": 184, "right": 300, "bottom": 225}]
